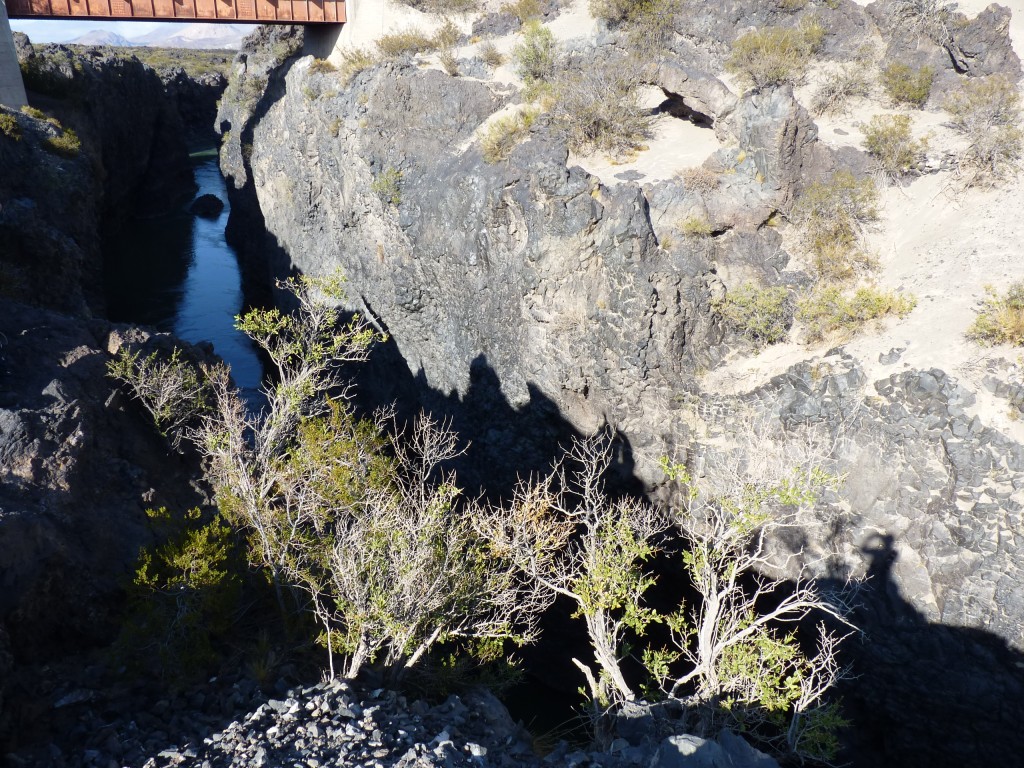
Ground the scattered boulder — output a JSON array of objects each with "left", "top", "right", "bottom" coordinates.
[{"left": 190, "top": 193, "right": 225, "bottom": 219}]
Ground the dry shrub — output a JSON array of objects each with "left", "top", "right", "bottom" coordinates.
[
  {"left": 481, "top": 108, "right": 539, "bottom": 163},
  {"left": 726, "top": 26, "right": 817, "bottom": 89},
  {"left": 549, "top": 56, "right": 651, "bottom": 158},
  {"left": 793, "top": 171, "right": 879, "bottom": 282},
  {"left": 478, "top": 41, "right": 504, "bottom": 68},
  {"left": 944, "top": 74, "right": 1023, "bottom": 183},
  {"left": 501, "top": 0, "right": 542, "bottom": 22},
  {"left": 968, "top": 282, "right": 1024, "bottom": 346},
  {"left": 861, "top": 113, "right": 929, "bottom": 180},
  {"left": 512, "top": 20, "right": 557, "bottom": 84},
  {"left": 676, "top": 166, "right": 720, "bottom": 194},
  {"left": 376, "top": 28, "right": 438, "bottom": 58},
  {"left": 339, "top": 47, "right": 378, "bottom": 84},
  {"left": 811, "top": 67, "right": 870, "bottom": 116}
]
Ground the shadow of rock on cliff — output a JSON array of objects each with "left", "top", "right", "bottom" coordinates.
[{"left": 834, "top": 533, "right": 1024, "bottom": 768}]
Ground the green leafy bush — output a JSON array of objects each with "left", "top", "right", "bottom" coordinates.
[
  {"left": 116, "top": 507, "right": 243, "bottom": 683},
  {"left": 861, "top": 113, "right": 929, "bottom": 179},
  {"left": 0, "top": 113, "right": 21, "bottom": 141},
  {"left": 372, "top": 166, "right": 403, "bottom": 206},
  {"left": 512, "top": 20, "right": 557, "bottom": 86},
  {"left": 793, "top": 171, "right": 879, "bottom": 282},
  {"left": 481, "top": 108, "right": 538, "bottom": 163},
  {"left": 967, "top": 282, "right": 1024, "bottom": 346},
  {"left": 880, "top": 62, "right": 935, "bottom": 107},
  {"left": 944, "top": 74, "right": 1023, "bottom": 182},
  {"left": 718, "top": 282, "right": 793, "bottom": 346},
  {"left": 726, "top": 25, "right": 818, "bottom": 89},
  {"left": 798, "top": 284, "right": 916, "bottom": 342},
  {"left": 42, "top": 126, "right": 81, "bottom": 158}
]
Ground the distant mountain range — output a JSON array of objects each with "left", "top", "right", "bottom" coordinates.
[{"left": 67, "top": 23, "right": 254, "bottom": 49}]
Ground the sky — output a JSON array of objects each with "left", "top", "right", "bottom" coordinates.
[{"left": 11, "top": 19, "right": 182, "bottom": 43}]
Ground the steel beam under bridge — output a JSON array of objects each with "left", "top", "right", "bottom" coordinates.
[{"left": 7, "top": 0, "right": 345, "bottom": 23}]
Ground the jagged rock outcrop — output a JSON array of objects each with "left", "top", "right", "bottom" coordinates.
[
  {"left": 0, "top": 302, "right": 211, "bottom": 752},
  {"left": 159, "top": 66, "right": 229, "bottom": 146},
  {"left": 682, "top": 353, "right": 1024, "bottom": 766},
  {"left": 16, "top": 41, "right": 195, "bottom": 222},
  {"left": 3, "top": 40, "right": 197, "bottom": 316}
]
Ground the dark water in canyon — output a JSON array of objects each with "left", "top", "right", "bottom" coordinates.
[{"left": 104, "top": 148, "right": 263, "bottom": 402}]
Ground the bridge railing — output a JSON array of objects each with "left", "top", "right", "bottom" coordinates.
[{"left": 7, "top": 0, "right": 346, "bottom": 23}]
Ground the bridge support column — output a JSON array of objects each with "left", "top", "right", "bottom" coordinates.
[
  {"left": 303, "top": 24, "right": 345, "bottom": 60},
  {"left": 0, "top": 0, "right": 27, "bottom": 109}
]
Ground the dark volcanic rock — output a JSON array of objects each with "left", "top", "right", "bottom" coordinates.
[
  {"left": 0, "top": 301, "right": 211, "bottom": 753},
  {"left": 191, "top": 193, "right": 225, "bottom": 218}
]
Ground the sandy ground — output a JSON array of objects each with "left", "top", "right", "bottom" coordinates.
[{"left": 706, "top": 0, "right": 1024, "bottom": 440}]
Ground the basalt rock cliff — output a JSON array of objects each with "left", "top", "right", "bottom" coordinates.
[{"left": 216, "top": 4, "right": 1024, "bottom": 765}]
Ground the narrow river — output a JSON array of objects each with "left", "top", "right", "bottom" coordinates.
[{"left": 104, "top": 148, "right": 264, "bottom": 404}]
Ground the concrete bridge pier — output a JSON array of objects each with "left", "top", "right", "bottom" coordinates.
[
  {"left": 302, "top": 24, "right": 345, "bottom": 60},
  {"left": 0, "top": 0, "right": 27, "bottom": 109}
]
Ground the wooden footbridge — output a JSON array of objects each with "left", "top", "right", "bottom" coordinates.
[{"left": 6, "top": 0, "right": 345, "bottom": 23}]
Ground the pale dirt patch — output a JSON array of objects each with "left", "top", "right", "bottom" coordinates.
[{"left": 568, "top": 86, "right": 723, "bottom": 187}]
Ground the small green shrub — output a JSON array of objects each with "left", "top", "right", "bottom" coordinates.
[
  {"left": 20, "top": 105, "right": 49, "bottom": 121},
  {"left": 726, "top": 26, "right": 817, "bottom": 89},
  {"left": 481, "top": 108, "right": 538, "bottom": 163},
  {"left": 372, "top": 166, "right": 403, "bottom": 206},
  {"left": 339, "top": 47, "right": 378, "bottom": 84},
  {"left": 811, "top": 67, "right": 870, "bottom": 116},
  {"left": 798, "top": 284, "right": 916, "bottom": 342},
  {"left": 967, "top": 282, "right": 1024, "bottom": 346},
  {"left": 680, "top": 215, "right": 714, "bottom": 237},
  {"left": 793, "top": 171, "right": 879, "bottom": 282},
  {"left": 861, "top": 113, "right": 929, "bottom": 179},
  {"left": 309, "top": 58, "right": 337, "bottom": 74},
  {"left": 797, "top": 12, "right": 827, "bottom": 54},
  {"left": 778, "top": 0, "right": 809, "bottom": 10},
  {"left": 718, "top": 282, "right": 793, "bottom": 346},
  {"left": 513, "top": 20, "right": 557, "bottom": 85},
  {"left": 42, "top": 126, "right": 81, "bottom": 158},
  {"left": 944, "top": 74, "right": 1023, "bottom": 182},
  {"left": 550, "top": 58, "right": 651, "bottom": 157},
  {"left": 0, "top": 113, "right": 21, "bottom": 141},
  {"left": 479, "top": 41, "right": 505, "bottom": 68},
  {"left": 377, "top": 28, "right": 438, "bottom": 58},
  {"left": 116, "top": 507, "right": 243, "bottom": 683},
  {"left": 880, "top": 62, "right": 934, "bottom": 107}
]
